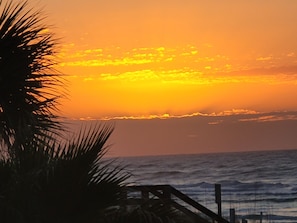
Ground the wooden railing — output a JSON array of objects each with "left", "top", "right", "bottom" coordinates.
[{"left": 123, "top": 185, "right": 230, "bottom": 223}]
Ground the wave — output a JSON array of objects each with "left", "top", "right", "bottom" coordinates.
[
  {"left": 240, "top": 214, "right": 297, "bottom": 221},
  {"left": 120, "top": 150, "right": 297, "bottom": 221},
  {"left": 174, "top": 180, "right": 294, "bottom": 192},
  {"left": 151, "top": 170, "right": 186, "bottom": 176},
  {"left": 224, "top": 197, "right": 297, "bottom": 204}
]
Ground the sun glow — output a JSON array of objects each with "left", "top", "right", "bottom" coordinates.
[
  {"left": 56, "top": 43, "right": 297, "bottom": 120},
  {"left": 44, "top": 0, "right": 297, "bottom": 120}
]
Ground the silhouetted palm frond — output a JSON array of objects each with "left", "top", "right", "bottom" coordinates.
[
  {"left": 0, "top": 0, "right": 63, "bottom": 151},
  {"left": 39, "top": 124, "right": 129, "bottom": 223},
  {"left": 101, "top": 208, "right": 179, "bottom": 223},
  {"left": 0, "top": 124, "right": 130, "bottom": 223}
]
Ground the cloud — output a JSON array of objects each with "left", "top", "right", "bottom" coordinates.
[
  {"left": 256, "top": 56, "right": 273, "bottom": 61},
  {"left": 58, "top": 45, "right": 230, "bottom": 70},
  {"left": 286, "top": 52, "right": 295, "bottom": 57},
  {"left": 215, "top": 109, "right": 259, "bottom": 116},
  {"left": 99, "top": 113, "right": 196, "bottom": 121},
  {"left": 73, "top": 109, "right": 292, "bottom": 122},
  {"left": 83, "top": 77, "right": 93, "bottom": 81},
  {"left": 69, "top": 65, "right": 297, "bottom": 86},
  {"left": 238, "top": 113, "right": 297, "bottom": 122},
  {"left": 208, "top": 120, "right": 224, "bottom": 125},
  {"left": 58, "top": 45, "right": 297, "bottom": 81},
  {"left": 78, "top": 110, "right": 297, "bottom": 127}
]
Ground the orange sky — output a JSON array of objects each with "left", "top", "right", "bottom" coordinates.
[
  {"left": 34, "top": 0, "right": 297, "bottom": 119},
  {"left": 30, "top": 0, "right": 297, "bottom": 155}
]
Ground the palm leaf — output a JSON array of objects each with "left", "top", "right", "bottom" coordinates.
[
  {"left": 37, "top": 124, "right": 129, "bottom": 222},
  {"left": 0, "top": 0, "right": 64, "bottom": 151},
  {"left": 0, "top": 124, "right": 130, "bottom": 223}
]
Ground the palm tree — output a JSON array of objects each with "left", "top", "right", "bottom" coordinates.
[
  {"left": 0, "top": 0, "right": 62, "bottom": 155},
  {"left": 0, "top": 1, "right": 129, "bottom": 222}
]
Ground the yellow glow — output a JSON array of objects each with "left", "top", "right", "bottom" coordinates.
[
  {"left": 58, "top": 46, "right": 297, "bottom": 120},
  {"left": 45, "top": 0, "right": 297, "bottom": 120}
]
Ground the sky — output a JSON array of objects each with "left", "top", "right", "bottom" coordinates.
[{"left": 33, "top": 0, "right": 297, "bottom": 156}]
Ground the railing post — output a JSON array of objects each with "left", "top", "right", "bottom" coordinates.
[
  {"left": 140, "top": 188, "right": 149, "bottom": 208},
  {"left": 215, "top": 184, "right": 222, "bottom": 217},
  {"left": 163, "top": 186, "right": 171, "bottom": 201},
  {"left": 163, "top": 186, "right": 172, "bottom": 210},
  {"left": 230, "top": 208, "right": 235, "bottom": 223},
  {"left": 141, "top": 190, "right": 149, "bottom": 201}
]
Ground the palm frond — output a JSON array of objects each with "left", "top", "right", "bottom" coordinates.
[
  {"left": 0, "top": 123, "right": 130, "bottom": 223},
  {"left": 36, "top": 124, "right": 129, "bottom": 222},
  {"left": 0, "top": 0, "right": 64, "bottom": 150},
  {"left": 101, "top": 208, "right": 173, "bottom": 223}
]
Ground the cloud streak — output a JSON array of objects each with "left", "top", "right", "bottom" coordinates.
[
  {"left": 72, "top": 109, "right": 297, "bottom": 124},
  {"left": 58, "top": 44, "right": 297, "bottom": 82}
]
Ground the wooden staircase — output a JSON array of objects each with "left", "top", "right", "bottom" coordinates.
[{"left": 122, "top": 185, "right": 230, "bottom": 223}]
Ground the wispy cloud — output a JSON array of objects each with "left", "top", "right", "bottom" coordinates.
[
  {"left": 215, "top": 109, "right": 259, "bottom": 116},
  {"left": 58, "top": 45, "right": 231, "bottom": 72},
  {"left": 73, "top": 109, "right": 297, "bottom": 123},
  {"left": 256, "top": 56, "right": 273, "bottom": 61},
  {"left": 98, "top": 112, "right": 207, "bottom": 121},
  {"left": 239, "top": 113, "right": 297, "bottom": 122},
  {"left": 58, "top": 44, "right": 297, "bottom": 84}
]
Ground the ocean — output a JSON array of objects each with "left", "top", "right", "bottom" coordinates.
[{"left": 116, "top": 149, "right": 297, "bottom": 223}]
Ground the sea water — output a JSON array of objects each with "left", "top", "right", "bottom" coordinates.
[{"left": 117, "top": 150, "right": 297, "bottom": 223}]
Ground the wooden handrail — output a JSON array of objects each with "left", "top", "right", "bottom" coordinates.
[
  {"left": 169, "top": 186, "right": 229, "bottom": 223},
  {"left": 126, "top": 185, "right": 230, "bottom": 223}
]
